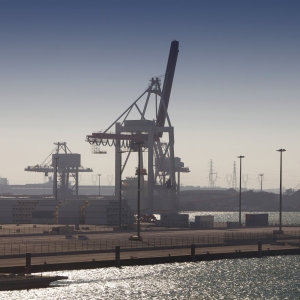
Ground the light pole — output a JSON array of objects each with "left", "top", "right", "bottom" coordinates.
[
  {"left": 54, "top": 156, "right": 59, "bottom": 201},
  {"left": 119, "top": 165, "right": 122, "bottom": 229},
  {"left": 118, "top": 151, "right": 126, "bottom": 229},
  {"left": 259, "top": 174, "right": 264, "bottom": 193},
  {"left": 137, "top": 141, "right": 143, "bottom": 240},
  {"left": 128, "top": 141, "right": 143, "bottom": 241},
  {"left": 98, "top": 174, "right": 101, "bottom": 196},
  {"left": 277, "top": 149, "right": 286, "bottom": 232},
  {"left": 237, "top": 156, "right": 244, "bottom": 227}
]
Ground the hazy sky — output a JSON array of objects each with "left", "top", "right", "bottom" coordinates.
[{"left": 1, "top": 1, "right": 299, "bottom": 190}]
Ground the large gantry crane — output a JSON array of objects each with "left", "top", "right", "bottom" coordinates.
[
  {"left": 25, "top": 142, "right": 93, "bottom": 200},
  {"left": 86, "top": 41, "right": 189, "bottom": 213}
]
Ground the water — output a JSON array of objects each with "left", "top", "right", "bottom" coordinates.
[
  {"left": 3, "top": 256, "right": 300, "bottom": 299},
  {"left": 180, "top": 211, "right": 300, "bottom": 226}
]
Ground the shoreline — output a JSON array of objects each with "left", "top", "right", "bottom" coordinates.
[
  {"left": 0, "top": 226, "right": 299, "bottom": 274},
  {"left": 1, "top": 246, "right": 300, "bottom": 273}
]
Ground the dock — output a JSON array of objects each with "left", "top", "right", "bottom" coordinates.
[{"left": 0, "top": 225, "right": 300, "bottom": 272}]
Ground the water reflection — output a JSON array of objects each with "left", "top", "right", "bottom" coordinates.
[{"left": 2, "top": 256, "right": 300, "bottom": 299}]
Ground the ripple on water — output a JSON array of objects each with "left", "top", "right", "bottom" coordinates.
[{"left": 3, "top": 256, "right": 300, "bottom": 299}]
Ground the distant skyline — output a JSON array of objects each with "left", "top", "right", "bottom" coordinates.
[{"left": 1, "top": 1, "right": 299, "bottom": 190}]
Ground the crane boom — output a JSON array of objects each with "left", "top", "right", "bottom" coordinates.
[{"left": 156, "top": 40, "right": 179, "bottom": 134}]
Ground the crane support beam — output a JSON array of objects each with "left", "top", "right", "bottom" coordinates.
[
  {"left": 156, "top": 40, "right": 179, "bottom": 132},
  {"left": 87, "top": 132, "right": 160, "bottom": 143},
  {"left": 25, "top": 167, "right": 92, "bottom": 173},
  {"left": 88, "top": 133, "right": 151, "bottom": 141}
]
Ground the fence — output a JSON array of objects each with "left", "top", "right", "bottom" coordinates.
[
  {"left": 0, "top": 235, "right": 225, "bottom": 257},
  {"left": 2, "top": 222, "right": 300, "bottom": 236},
  {"left": 224, "top": 232, "right": 277, "bottom": 243},
  {"left": 1, "top": 231, "right": 300, "bottom": 257},
  {"left": 224, "top": 230, "right": 300, "bottom": 244}
]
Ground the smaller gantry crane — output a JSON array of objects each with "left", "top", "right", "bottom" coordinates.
[{"left": 25, "top": 142, "right": 92, "bottom": 200}]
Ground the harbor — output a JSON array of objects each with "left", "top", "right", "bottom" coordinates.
[{"left": 1, "top": 1, "right": 300, "bottom": 297}]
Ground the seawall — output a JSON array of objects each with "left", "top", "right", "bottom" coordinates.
[{"left": 1, "top": 247, "right": 300, "bottom": 274}]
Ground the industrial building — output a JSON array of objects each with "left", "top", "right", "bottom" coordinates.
[
  {"left": 0, "top": 177, "right": 10, "bottom": 194},
  {"left": 0, "top": 196, "right": 134, "bottom": 225},
  {"left": 0, "top": 142, "right": 134, "bottom": 226}
]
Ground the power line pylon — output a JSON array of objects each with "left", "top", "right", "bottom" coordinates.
[
  {"left": 232, "top": 161, "right": 238, "bottom": 190},
  {"left": 91, "top": 175, "right": 97, "bottom": 185},
  {"left": 208, "top": 159, "right": 218, "bottom": 188},
  {"left": 242, "top": 174, "right": 249, "bottom": 189},
  {"left": 258, "top": 174, "right": 264, "bottom": 192},
  {"left": 226, "top": 174, "right": 232, "bottom": 188},
  {"left": 107, "top": 175, "right": 114, "bottom": 185}
]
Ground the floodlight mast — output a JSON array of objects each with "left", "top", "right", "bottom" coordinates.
[
  {"left": 237, "top": 155, "right": 245, "bottom": 227},
  {"left": 277, "top": 148, "right": 286, "bottom": 232}
]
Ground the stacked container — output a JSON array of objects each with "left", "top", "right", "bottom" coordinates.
[
  {"left": 0, "top": 198, "right": 38, "bottom": 224},
  {"left": 32, "top": 199, "right": 60, "bottom": 224},
  {"left": 190, "top": 215, "right": 214, "bottom": 228},
  {"left": 85, "top": 199, "right": 134, "bottom": 225},
  {"left": 158, "top": 213, "right": 189, "bottom": 228}
]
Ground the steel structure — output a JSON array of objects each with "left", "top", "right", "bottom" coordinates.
[
  {"left": 242, "top": 174, "right": 249, "bottom": 189},
  {"left": 25, "top": 142, "right": 92, "bottom": 199},
  {"left": 226, "top": 174, "right": 232, "bottom": 188},
  {"left": 277, "top": 148, "right": 286, "bottom": 232},
  {"left": 237, "top": 155, "right": 245, "bottom": 227},
  {"left": 208, "top": 159, "right": 217, "bottom": 188},
  {"left": 258, "top": 173, "right": 264, "bottom": 192},
  {"left": 232, "top": 161, "right": 238, "bottom": 190},
  {"left": 86, "top": 41, "right": 190, "bottom": 213}
]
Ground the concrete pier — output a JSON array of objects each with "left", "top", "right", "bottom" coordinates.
[
  {"left": 26, "top": 252, "right": 31, "bottom": 273},
  {"left": 0, "top": 225, "right": 299, "bottom": 272},
  {"left": 258, "top": 240, "right": 262, "bottom": 257},
  {"left": 191, "top": 244, "right": 196, "bottom": 262},
  {"left": 115, "top": 246, "right": 120, "bottom": 268}
]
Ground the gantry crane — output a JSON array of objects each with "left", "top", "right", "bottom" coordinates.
[
  {"left": 86, "top": 41, "right": 190, "bottom": 213},
  {"left": 25, "top": 142, "right": 92, "bottom": 200}
]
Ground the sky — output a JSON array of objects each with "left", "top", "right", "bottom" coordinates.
[{"left": 0, "top": 0, "right": 299, "bottom": 190}]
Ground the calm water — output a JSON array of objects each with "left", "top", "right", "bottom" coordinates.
[{"left": 3, "top": 256, "right": 300, "bottom": 299}]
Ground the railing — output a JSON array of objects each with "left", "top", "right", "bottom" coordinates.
[
  {"left": 2, "top": 222, "right": 300, "bottom": 236},
  {"left": 224, "top": 232, "right": 277, "bottom": 243},
  {"left": 224, "top": 230, "right": 300, "bottom": 244},
  {"left": 0, "top": 235, "right": 224, "bottom": 257},
  {"left": 1, "top": 231, "right": 300, "bottom": 257}
]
